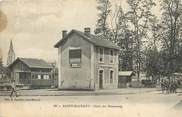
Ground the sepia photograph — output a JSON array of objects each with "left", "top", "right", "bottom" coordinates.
[{"left": 0, "top": 0, "right": 182, "bottom": 117}]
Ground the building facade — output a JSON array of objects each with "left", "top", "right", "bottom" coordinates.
[
  {"left": 55, "top": 28, "right": 120, "bottom": 90},
  {"left": 8, "top": 58, "right": 53, "bottom": 88}
]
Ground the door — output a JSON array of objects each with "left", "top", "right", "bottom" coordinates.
[
  {"left": 99, "top": 70, "right": 103, "bottom": 89},
  {"left": 15, "top": 72, "right": 19, "bottom": 84}
]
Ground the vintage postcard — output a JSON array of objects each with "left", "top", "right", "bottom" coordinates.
[{"left": 0, "top": 0, "right": 182, "bottom": 117}]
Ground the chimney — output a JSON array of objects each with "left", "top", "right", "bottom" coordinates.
[
  {"left": 84, "top": 27, "right": 91, "bottom": 35},
  {"left": 62, "top": 30, "right": 67, "bottom": 38}
]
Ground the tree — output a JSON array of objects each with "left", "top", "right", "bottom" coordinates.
[
  {"left": 118, "top": 32, "right": 134, "bottom": 71},
  {"left": 145, "top": 47, "right": 161, "bottom": 81},
  {"left": 144, "top": 16, "right": 162, "bottom": 81},
  {"left": 95, "top": 0, "right": 111, "bottom": 38},
  {"left": 160, "top": 0, "right": 182, "bottom": 78},
  {"left": 125, "top": 0, "right": 156, "bottom": 81},
  {"left": 116, "top": 7, "right": 134, "bottom": 71}
]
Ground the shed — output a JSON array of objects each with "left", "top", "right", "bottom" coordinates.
[
  {"left": 118, "top": 71, "right": 135, "bottom": 88},
  {"left": 8, "top": 57, "right": 53, "bottom": 88}
]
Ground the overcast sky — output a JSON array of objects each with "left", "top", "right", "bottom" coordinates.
[{"left": 0, "top": 0, "right": 160, "bottom": 64}]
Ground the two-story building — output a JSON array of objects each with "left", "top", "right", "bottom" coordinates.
[{"left": 54, "top": 28, "right": 120, "bottom": 90}]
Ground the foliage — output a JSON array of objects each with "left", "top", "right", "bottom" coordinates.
[
  {"left": 145, "top": 47, "right": 161, "bottom": 79},
  {"left": 159, "top": 0, "right": 182, "bottom": 77},
  {"left": 125, "top": 0, "right": 156, "bottom": 80},
  {"left": 95, "top": 0, "right": 112, "bottom": 38},
  {"left": 95, "top": 0, "right": 182, "bottom": 79},
  {"left": 111, "top": 7, "right": 134, "bottom": 71}
]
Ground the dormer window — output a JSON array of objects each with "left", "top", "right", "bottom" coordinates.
[{"left": 99, "top": 48, "right": 104, "bottom": 63}]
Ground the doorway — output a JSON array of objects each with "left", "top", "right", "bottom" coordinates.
[{"left": 99, "top": 70, "right": 103, "bottom": 89}]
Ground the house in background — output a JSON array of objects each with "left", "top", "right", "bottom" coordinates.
[
  {"left": 54, "top": 28, "right": 120, "bottom": 90},
  {"left": 118, "top": 71, "right": 135, "bottom": 88},
  {"left": 8, "top": 57, "right": 53, "bottom": 88}
]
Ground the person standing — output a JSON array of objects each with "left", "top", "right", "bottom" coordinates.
[
  {"left": 10, "top": 79, "right": 18, "bottom": 97},
  {"left": 161, "top": 79, "right": 165, "bottom": 93}
]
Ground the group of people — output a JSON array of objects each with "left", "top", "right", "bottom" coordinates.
[{"left": 161, "top": 78, "right": 180, "bottom": 94}]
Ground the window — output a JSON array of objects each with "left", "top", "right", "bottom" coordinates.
[
  {"left": 109, "top": 50, "right": 114, "bottom": 63},
  {"left": 32, "top": 74, "right": 34, "bottom": 79},
  {"left": 99, "top": 48, "right": 104, "bottom": 63},
  {"left": 35, "top": 74, "right": 38, "bottom": 79},
  {"left": 69, "top": 47, "right": 81, "bottom": 67},
  {"left": 110, "top": 70, "right": 114, "bottom": 83},
  {"left": 38, "top": 75, "right": 41, "bottom": 79},
  {"left": 43, "top": 75, "right": 50, "bottom": 80},
  {"left": 32, "top": 74, "right": 38, "bottom": 79}
]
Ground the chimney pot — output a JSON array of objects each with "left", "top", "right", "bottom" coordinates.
[
  {"left": 62, "top": 30, "right": 67, "bottom": 38},
  {"left": 84, "top": 27, "right": 91, "bottom": 35}
]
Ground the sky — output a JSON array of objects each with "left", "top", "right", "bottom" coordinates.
[{"left": 0, "top": 0, "right": 160, "bottom": 64}]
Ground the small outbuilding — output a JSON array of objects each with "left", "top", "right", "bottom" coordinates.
[
  {"left": 8, "top": 57, "right": 53, "bottom": 88},
  {"left": 118, "top": 71, "right": 135, "bottom": 88}
]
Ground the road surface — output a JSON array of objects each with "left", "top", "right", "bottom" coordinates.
[{"left": 0, "top": 88, "right": 182, "bottom": 117}]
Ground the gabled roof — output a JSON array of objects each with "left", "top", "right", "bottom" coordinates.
[
  {"left": 8, "top": 57, "right": 52, "bottom": 69},
  {"left": 54, "top": 29, "right": 120, "bottom": 50},
  {"left": 118, "top": 71, "right": 135, "bottom": 76}
]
